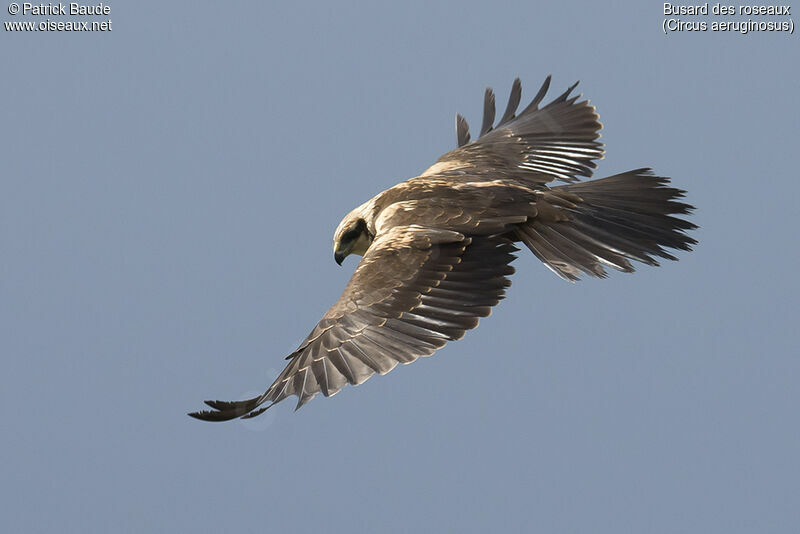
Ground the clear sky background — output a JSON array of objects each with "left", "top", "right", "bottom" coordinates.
[{"left": 2, "top": 1, "right": 798, "bottom": 532}]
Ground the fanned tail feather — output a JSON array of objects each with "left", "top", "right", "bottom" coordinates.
[{"left": 516, "top": 168, "right": 697, "bottom": 281}]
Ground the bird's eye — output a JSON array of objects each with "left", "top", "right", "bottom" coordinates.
[{"left": 341, "top": 229, "right": 360, "bottom": 243}]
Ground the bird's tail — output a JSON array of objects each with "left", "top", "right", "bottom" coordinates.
[{"left": 515, "top": 168, "right": 697, "bottom": 281}]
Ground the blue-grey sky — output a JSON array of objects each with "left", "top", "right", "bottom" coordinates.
[{"left": 3, "top": 1, "right": 798, "bottom": 532}]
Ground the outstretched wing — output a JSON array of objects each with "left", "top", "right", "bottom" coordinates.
[
  {"left": 422, "top": 76, "right": 604, "bottom": 186},
  {"left": 188, "top": 226, "right": 517, "bottom": 421}
]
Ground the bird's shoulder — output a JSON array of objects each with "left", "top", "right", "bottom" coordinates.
[{"left": 367, "top": 176, "right": 538, "bottom": 237}]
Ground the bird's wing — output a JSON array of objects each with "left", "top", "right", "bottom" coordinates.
[
  {"left": 421, "top": 76, "right": 604, "bottom": 186},
  {"left": 189, "top": 226, "right": 517, "bottom": 421}
]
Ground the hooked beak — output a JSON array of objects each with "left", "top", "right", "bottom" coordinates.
[{"left": 334, "top": 251, "right": 345, "bottom": 266}]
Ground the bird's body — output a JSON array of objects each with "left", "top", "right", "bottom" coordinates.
[{"left": 190, "top": 76, "right": 696, "bottom": 422}]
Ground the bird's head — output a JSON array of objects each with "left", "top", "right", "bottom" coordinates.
[{"left": 333, "top": 214, "right": 373, "bottom": 265}]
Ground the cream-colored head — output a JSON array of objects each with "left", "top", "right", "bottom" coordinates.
[{"left": 333, "top": 205, "right": 374, "bottom": 265}]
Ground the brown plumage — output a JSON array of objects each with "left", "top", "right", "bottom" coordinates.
[{"left": 189, "top": 75, "right": 696, "bottom": 422}]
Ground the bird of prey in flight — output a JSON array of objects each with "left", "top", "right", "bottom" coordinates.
[{"left": 189, "top": 75, "right": 696, "bottom": 421}]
